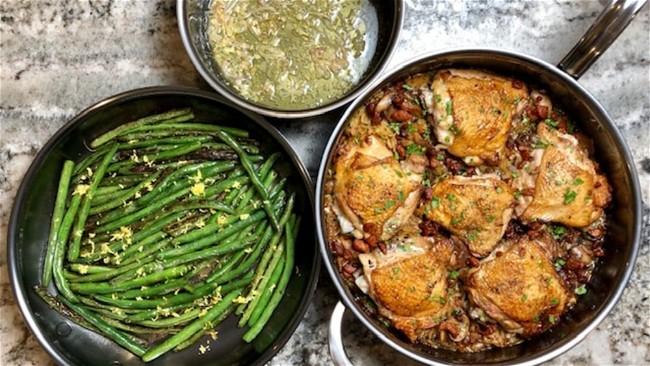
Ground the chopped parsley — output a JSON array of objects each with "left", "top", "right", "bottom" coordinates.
[
  {"left": 449, "top": 270, "right": 460, "bottom": 280},
  {"left": 521, "top": 294, "right": 528, "bottom": 302},
  {"left": 436, "top": 153, "right": 445, "bottom": 161},
  {"left": 573, "top": 178, "right": 584, "bottom": 186},
  {"left": 389, "top": 122, "right": 401, "bottom": 134},
  {"left": 429, "top": 196, "right": 441, "bottom": 209},
  {"left": 563, "top": 189, "right": 577, "bottom": 204},
  {"left": 550, "top": 298, "right": 560, "bottom": 306},
  {"left": 555, "top": 258, "right": 566, "bottom": 267},
  {"left": 445, "top": 100, "right": 453, "bottom": 117},
  {"left": 544, "top": 118, "right": 559, "bottom": 128},
  {"left": 533, "top": 139, "right": 549, "bottom": 149},
  {"left": 406, "top": 143, "right": 426, "bottom": 156},
  {"left": 575, "top": 284, "right": 587, "bottom": 295},
  {"left": 384, "top": 200, "right": 395, "bottom": 209},
  {"left": 449, "top": 124, "right": 461, "bottom": 136}
]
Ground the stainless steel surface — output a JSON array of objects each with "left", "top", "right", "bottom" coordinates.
[
  {"left": 177, "top": 0, "right": 404, "bottom": 118},
  {"left": 558, "top": 0, "right": 648, "bottom": 78},
  {"left": 328, "top": 302, "right": 353, "bottom": 366},
  {"left": 315, "top": 3, "right": 644, "bottom": 362}
]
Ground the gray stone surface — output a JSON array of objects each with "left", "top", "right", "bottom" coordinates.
[{"left": 1, "top": 1, "right": 648, "bottom": 365}]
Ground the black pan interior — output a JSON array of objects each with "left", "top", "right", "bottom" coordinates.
[
  {"left": 8, "top": 87, "right": 320, "bottom": 366},
  {"left": 319, "top": 50, "right": 641, "bottom": 365}
]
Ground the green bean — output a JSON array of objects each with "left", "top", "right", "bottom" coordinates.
[
  {"left": 125, "top": 303, "right": 193, "bottom": 323},
  {"left": 99, "top": 315, "right": 180, "bottom": 335},
  {"left": 71, "top": 264, "right": 191, "bottom": 294},
  {"left": 161, "top": 232, "right": 258, "bottom": 269},
  {"left": 117, "top": 135, "right": 212, "bottom": 150},
  {"left": 57, "top": 295, "right": 148, "bottom": 356},
  {"left": 156, "top": 210, "right": 266, "bottom": 260},
  {"left": 115, "top": 270, "right": 199, "bottom": 299},
  {"left": 89, "top": 171, "right": 161, "bottom": 215},
  {"left": 238, "top": 236, "right": 285, "bottom": 327},
  {"left": 141, "top": 289, "right": 241, "bottom": 362},
  {"left": 250, "top": 217, "right": 298, "bottom": 327},
  {"left": 106, "top": 141, "right": 204, "bottom": 173},
  {"left": 52, "top": 191, "right": 82, "bottom": 302},
  {"left": 43, "top": 160, "right": 74, "bottom": 286},
  {"left": 69, "top": 143, "right": 118, "bottom": 262},
  {"left": 90, "top": 108, "right": 193, "bottom": 148},
  {"left": 243, "top": 216, "right": 298, "bottom": 342},
  {"left": 217, "top": 130, "right": 280, "bottom": 231},
  {"left": 172, "top": 304, "right": 235, "bottom": 352},
  {"left": 136, "top": 308, "right": 201, "bottom": 328},
  {"left": 78, "top": 211, "right": 185, "bottom": 264},
  {"left": 98, "top": 174, "right": 142, "bottom": 187},
  {"left": 68, "top": 263, "right": 114, "bottom": 274},
  {"left": 94, "top": 185, "right": 122, "bottom": 196},
  {"left": 67, "top": 259, "right": 147, "bottom": 283},
  {"left": 208, "top": 225, "right": 273, "bottom": 284},
  {"left": 127, "top": 122, "right": 249, "bottom": 138}
]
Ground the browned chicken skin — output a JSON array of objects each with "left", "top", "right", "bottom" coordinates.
[
  {"left": 429, "top": 69, "right": 529, "bottom": 165},
  {"left": 465, "top": 236, "right": 574, "bottom": 337},
  {"left": 334, "top": 135, "right": 422, "bottom": 240},
  {"left": 358, "top": 236, "right": 463, "bottom": 341},
  {"left": 518, "top": 124, "right": 611, "bottom": 227},
  {"left": 423, "top": 175, "right": 514, "bottom": 257}
]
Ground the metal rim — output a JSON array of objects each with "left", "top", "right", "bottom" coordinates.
[
  {"left": 8, "top": 85, "right": 321, "bottom": 366},
  {"left": 315, "top": 48, "right": 642, "bottom": 366},
  {"left": 176, "top": 0, "right": 405, "bottom": 119}
]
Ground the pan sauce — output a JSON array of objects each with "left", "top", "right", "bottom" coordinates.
[{"left": 323, "top": 68, "right": 611, "bottom": 352}]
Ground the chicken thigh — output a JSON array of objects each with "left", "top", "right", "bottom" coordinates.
[
  {"left": 517, "top": 124, "right": 611, "bottom": 227},
  {"left": 333, "top": 135, "right": 422, "bottom": 240},
  {"left": 423, "top": 175, "right": 514, "bottom": 257},
  {"left": 465, "top": 236, "right": 574, "bottom": 337},
  {"left": 428, "top": 69, "right": 529, "bottom": 166},
  {"left": 357, "top": 236, "right": 463, "bottom": 341}
]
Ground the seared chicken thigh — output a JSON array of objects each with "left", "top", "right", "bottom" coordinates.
[
  {"left": 428, "top": 69, "right": 529, "bottom": 165},
  {"left": 465, "top": 236, "right": 574, "bottom": 337},
  {"left": 357, "top": 236, "right": 463, "bottom": 341},
  {"left": 517, "top": 124, "right": 611, "bottom": 227},
  {"left": 334, "top": 135, "right": 422, "bottom": 240},
  {"left": 423, "top": 175, "right": 514, "bottom": 257}
]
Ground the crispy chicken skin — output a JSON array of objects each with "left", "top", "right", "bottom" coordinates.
[
  {"left": 423, "top": 175, "right": 514, "bottom": 257},
  {"left": 519, "top": 124, "right": 611, "bottom": 227},
  {"left": 334, "top": 135, "right": 421, "bottom": 240},
  {"left": 430, "top": 69, "right": 529, "bottom": 165},
  {"left": 358, "top": 236, "right": 461, "bottom": 341},
  {"left": 465, "top": 236, "right": 574, "bottom": 337}
]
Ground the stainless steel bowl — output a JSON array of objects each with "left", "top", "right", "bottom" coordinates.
[
  {"left": 316, "top": 1, "right": 645, "bottom": 365},
  {"left": 7, "top": 86, "right": 320, "bottom": 366},
  {"left": 177, "top": 0, "right": 403, "bottom": 118}
]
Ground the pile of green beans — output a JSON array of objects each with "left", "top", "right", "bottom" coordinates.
[{"left": 36, "top": 108, "right": 300, "bottom": 362}]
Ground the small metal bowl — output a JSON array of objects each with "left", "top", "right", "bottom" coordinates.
[
  {"left": 8, "top": 86, "right": 320, "bottom": 366},
  {"left": 177, "top": 0, "right": 403, "bottom": 119}
]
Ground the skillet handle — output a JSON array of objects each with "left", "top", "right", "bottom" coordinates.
[
  {"left": 328, "top": 301, "right": 354, "bottom": 366},
  {"left": 558, "top": 0, "right": 647, "bottom": 79}
]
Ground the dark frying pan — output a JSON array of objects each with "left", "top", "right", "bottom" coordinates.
[
  {"left": 7, "top": 86, "right": 320, "bottom": 365},
  {"left": 316, "top": 0, "right": 645, "bottom": 365}
]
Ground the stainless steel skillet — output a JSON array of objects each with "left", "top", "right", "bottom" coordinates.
[{"left": 315, "top": 1, "right": 646, "bottom": 365}]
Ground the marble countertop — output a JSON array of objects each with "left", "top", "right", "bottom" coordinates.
[{"left": 1, "top": 1, "right": 648, "bottom": 365}]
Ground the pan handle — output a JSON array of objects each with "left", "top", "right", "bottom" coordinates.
[
  {"left": 328, "top": 301, "right": 354, "bottom": 366},
  {"left": 558, "top": 0, "right": 647, "bottom": 79}
]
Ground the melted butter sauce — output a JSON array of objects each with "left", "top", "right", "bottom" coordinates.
[{"left": 208, "top": 0, "right": 378, "bottom": 110}]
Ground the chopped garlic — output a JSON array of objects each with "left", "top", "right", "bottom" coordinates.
[
  {"left": 233, "top": 296, "right": 249, "bottom": 304},
  {"left": 217, "top": 215, "right": 227, "bottom": 225},
  {"left": 239, "top": 213, "right": 250, "bottom": 220}
]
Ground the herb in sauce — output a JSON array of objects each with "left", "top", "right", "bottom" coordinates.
[{"left": 208, "top": 0, "right": 374, "bottom": 110}]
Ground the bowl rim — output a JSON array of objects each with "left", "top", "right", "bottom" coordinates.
[
  {"left": 314, "top": 47, "right": 642, "bottom": 365},
  {"left": 176, "top": 0, "right": 405, "bottom": 119},
  {"left": 7, "top": 85, "right": 321, "bottom": 366}
]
